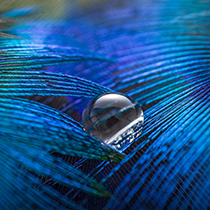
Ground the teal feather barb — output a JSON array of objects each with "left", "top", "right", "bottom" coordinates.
[
  {"left": 0, "top": 97, "right": 125, "bottom": 209},
  {"left": 2, "top": 0, "right": 210, "bottom": 209},
  {"left": 0, "top": 69, "right": 110, "bottom": 97},
  {"left": 0, "top": 97, "right": 125, "bottom": 162}
]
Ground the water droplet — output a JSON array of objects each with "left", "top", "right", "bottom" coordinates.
[{"left": 82, "top": 92, "right": 144, "bottom": 150}]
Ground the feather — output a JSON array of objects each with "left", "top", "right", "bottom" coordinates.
[
  {"left": 0, "top": 141, "right": 106, "bottom": 210},
  {"left": 1, "top": 0, "right": 210, "bottom": 209},
  {"left": 0, "top": 69, "right": 110, "bottom": 97},
  {"left": 0, "top": 97, "right": 125, "bottom": 162}
]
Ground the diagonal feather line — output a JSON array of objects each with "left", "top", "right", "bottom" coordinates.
[
  {"left": 0, "top": 32, "right": 25, "bottom": 40},
  {"left": 58, "top": 2, "right": 210, "bottom": 209},
  {"left": 0, "top": 143, "right": 96, "bottom": 210},
  {"left": 0, "top": 40, "right": 114, "bottom": 67},
  {"left": 1, "top": 0, "right": 210, "bottom": 209},
  {"left": 0, "top": 97, "right": 125, "bottom": 162},
  {"left": 0, "top": 69, "right": 111, "bottom": 97},
  {"left": 0, "top": 141, "right": 111, "bottom": 198},
  {"left": 105, "top": 83, "right": 210, "bottom": 209}
]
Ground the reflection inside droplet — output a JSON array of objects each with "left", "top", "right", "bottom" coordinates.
[{"left": 82, "top": 92, "right": 144, "bottom": 150}]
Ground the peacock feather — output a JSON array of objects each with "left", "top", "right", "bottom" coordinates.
[{"left": 0, "top": 0, "right": 210, "bottom": 209}]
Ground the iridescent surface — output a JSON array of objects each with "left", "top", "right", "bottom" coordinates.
[
  {"left": 82, "top": 92, "right": 144, "bottom": 148},
  {"left": 1, "top": 0, "right": 210, "bottom": 210}
]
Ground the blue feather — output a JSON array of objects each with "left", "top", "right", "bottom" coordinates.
[{"left": 1, "top": 0, "right": 210, "bottom": 209}]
